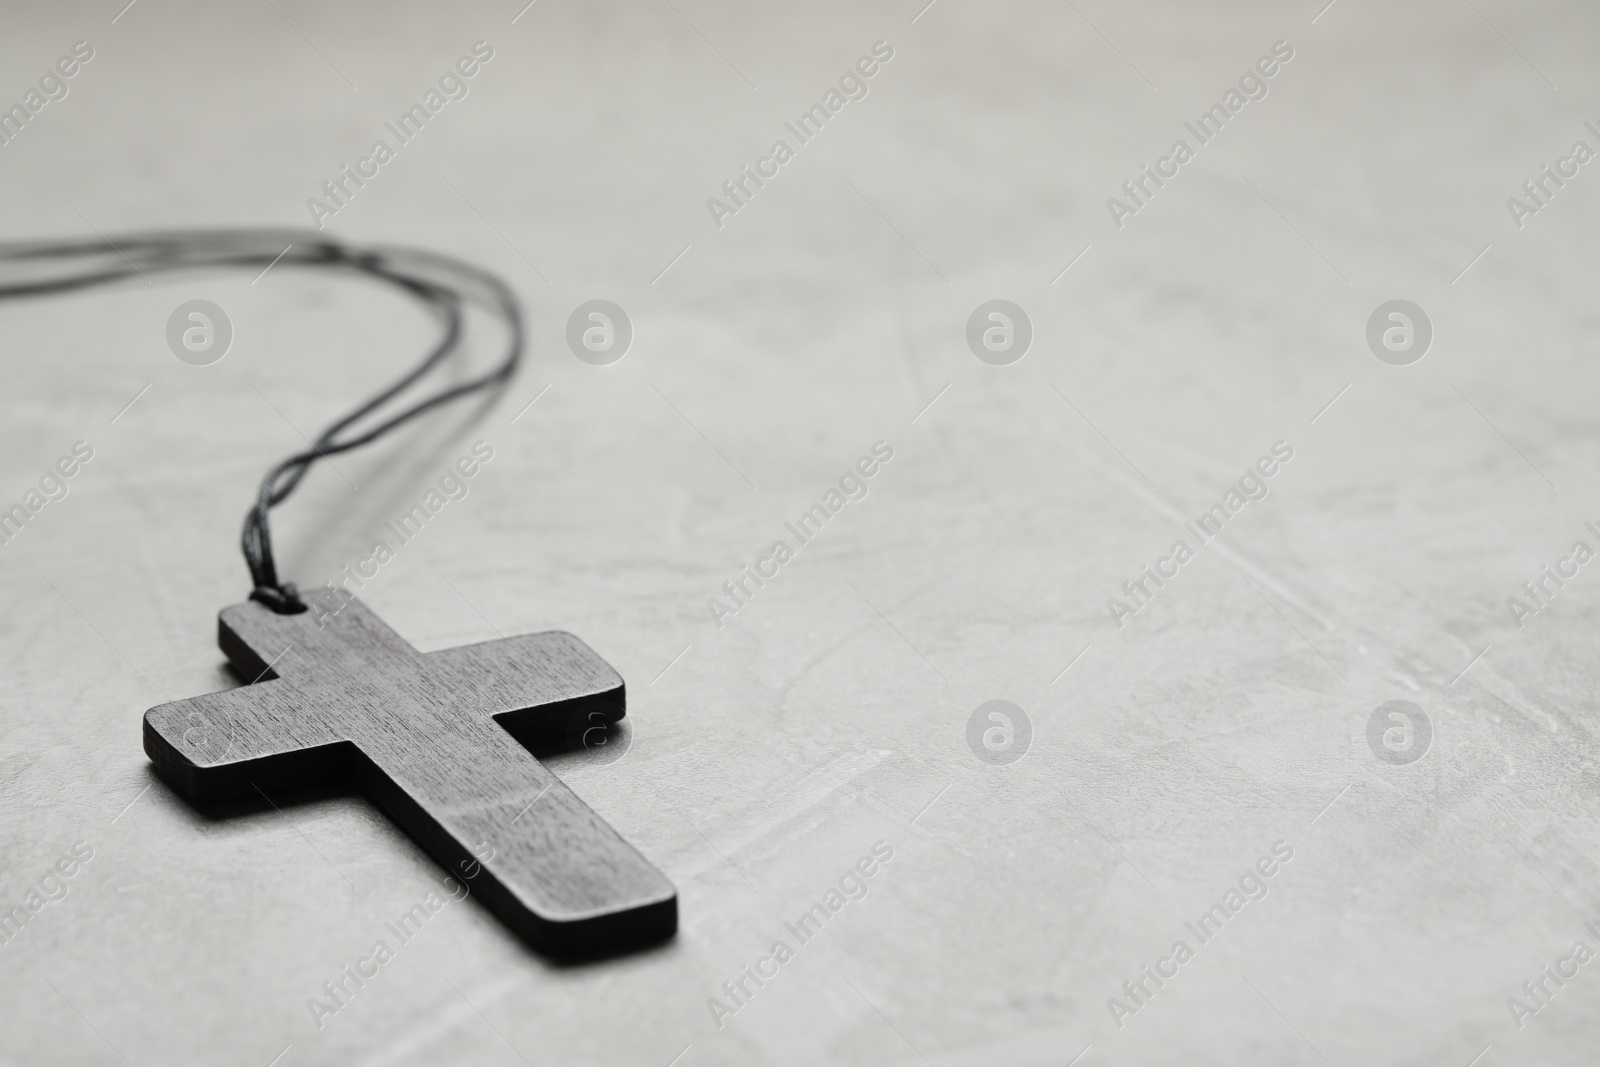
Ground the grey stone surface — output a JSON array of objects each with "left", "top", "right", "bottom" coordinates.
[{"left": 2, "top": 1, "right": 1599, "bottom": 1064}]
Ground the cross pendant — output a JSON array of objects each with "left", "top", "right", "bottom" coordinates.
[{"left": 143, "top": 597, "right": 677, "bottom": 957}]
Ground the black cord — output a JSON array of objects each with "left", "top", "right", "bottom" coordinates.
[{"left": 0, "top": 229, "right": 524, "bottom": 613}]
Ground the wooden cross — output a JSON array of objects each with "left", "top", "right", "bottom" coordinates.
[{"left": 143, "top": 597, "right": 676, "bottom": 957}]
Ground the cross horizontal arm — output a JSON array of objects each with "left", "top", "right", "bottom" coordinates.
[
  {"left": 424, "top": 631, "right": 625, "bottom": 741},
  {"left": 144, "top": 679, "right": 348, "bottom": 801}
]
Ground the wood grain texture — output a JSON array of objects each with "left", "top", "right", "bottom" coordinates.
[{"left": 143, "top": 597, "right": 676, "bottom": 958}]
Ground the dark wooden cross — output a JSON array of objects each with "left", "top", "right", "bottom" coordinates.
[{"left": 143, "top": 597, "right": 676, "bottom": 957}]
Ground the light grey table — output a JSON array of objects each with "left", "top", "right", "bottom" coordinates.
[{"left": 2, "top": 1, "right": 1598, "bottom": 1064}]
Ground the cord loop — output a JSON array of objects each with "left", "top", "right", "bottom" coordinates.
[{"left": 0, "top": 230, "right": 523, "bottom": 614}]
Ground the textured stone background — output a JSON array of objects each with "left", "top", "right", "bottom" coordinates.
[{"left": 2, "top": 1, "right": 1599, "bottom": 1064}]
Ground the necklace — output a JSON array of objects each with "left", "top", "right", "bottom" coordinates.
[{"left": 0, "top": 230, "right": 676, "bottom": 957}]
